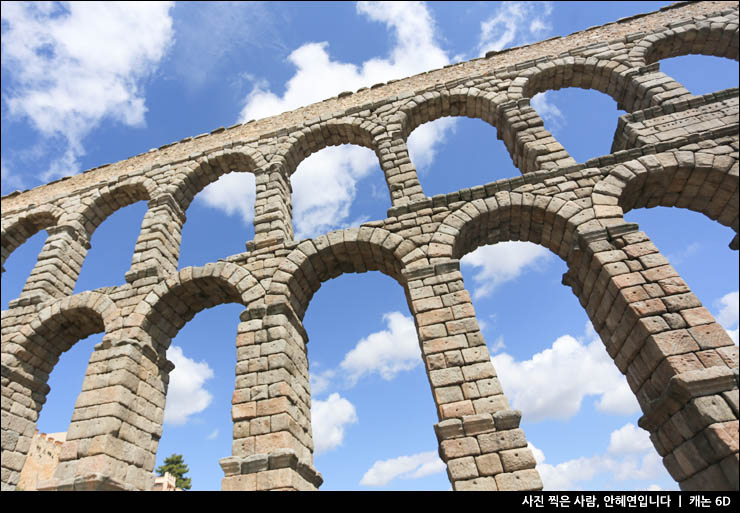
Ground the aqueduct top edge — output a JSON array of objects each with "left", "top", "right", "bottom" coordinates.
[{"left": 1, "top": 0, "right": 736, "bottom": 213}]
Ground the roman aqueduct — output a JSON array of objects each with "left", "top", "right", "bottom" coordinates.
[{"left": 1, "top": 1, "right": 738, "bottom": 491}]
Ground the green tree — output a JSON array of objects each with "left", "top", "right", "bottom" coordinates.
[{"left": 156, "top": 454, "right": 192, "bottom": 490}]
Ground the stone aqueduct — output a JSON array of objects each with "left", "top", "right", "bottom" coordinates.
[{"left": 1, "top": 1, "right": 738, "bottom": 491}]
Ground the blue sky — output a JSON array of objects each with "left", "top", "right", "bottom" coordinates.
[{"left": 1, "top": 2, "right": 738, "bottom": 491}]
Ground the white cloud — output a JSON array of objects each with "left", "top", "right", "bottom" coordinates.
[
  {"left": 206, "top": 429, "right": 219, "bottom": 440},
  {"left": 490, "top": 335, "right": 506, "bottom": 353},
  {"left": 197, "top": 172, "right": 257, "bottom": 225},
  {"left": 461, "top": 241, "right": 552, "bottom": 299},
  {"left": 230, "top": 1, "right": 453, "bottom": 238},
  {"left": 164, "top": 345, "right": 214, "bottom": 425},
  {"left": 168, "top": 2, "right": 285, "bottom": 92},
  {"left": 407, "top": 117, "right": 457, "bottom": 173},
  {"left": 311, "top": 393, "right": 358, "bottom": 455},
  {"left": 291, "top": 146, "right": 378, "bottom": 239},
  {"left": 1, "top": 160, "right": 24, "bottom": 194},
  {"left": 607, "top": 423, "right": 654, "bottom": 455},
  {"left": 360, "top": 451, "right": 445, "bottom": 486},
  {"left": 1, "top": 2, "right": 174, "bottom": 182},
  {"left": 492, "top": 325, "right": 639, "bottom": 422},
  {"left": 715, "top": 291, "right": 739, "bottom": 344},
  {"left": 531, "top": 92, "right": 565, "bottom": 133},
  {"left": 340, "top": 312, "right": 421, "bottom": 385},
  {"left": 531, "top": 433, "right": 676, "bottom": 491},
  {"left": 309, "top": 366, "right": 336, "bottom": 396},
  {"left": 478, "top": 2, "right": 553, "bottom": 56}
]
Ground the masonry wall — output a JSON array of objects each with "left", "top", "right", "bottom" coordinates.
[{"left": 1, "top": 1, "right": 738, "bottom": 491}]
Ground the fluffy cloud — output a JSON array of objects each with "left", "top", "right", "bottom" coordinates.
[
  {"left": 164, "top": 345, "right": 214, "bottom": 425},
  {"left": 211, "top": 1, "right": 454, "bottom": 238},
  {"left": 531, "top": 425, "right": 676, "bottom": 491},
  {"left": 360, "top": 451, "right": 445, "bottom": 486},
  {"left": 491, "top": 324, "right": 639, "bottom": 422},
  {"left": 607, "top": 423, "right": 654, "bottom": 455},
  {"left": 290, "top": 146, "right": 379, "bottom": 239},
  {"left": 197, "top": 172, "right": 257, "bottom": 225},
  {"left": 311, "top": 393, "right": 359, "bottom": 455},
  {"left": 461, "top": 241, "right": 552, "bottom": 299},
  {"left": 168, "top": 2, "right": 285, "bottom": 92},
  {"left": 1, "top": 2, "right": 174, "bottom": 183},
  {"left": 715, "top": 290, "right": 739, "bottom": 344},
  {"left": 309, "top": 365, "right": 336, "bottom": 396},
  {"left": 340, "top": 312, "right": 421, "bottom": 385},
  {"left": 477, "top": 1, "right": 553, "bottom": 56}
]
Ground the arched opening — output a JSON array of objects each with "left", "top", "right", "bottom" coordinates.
[
  {"left": 659, "top": 55, "right": 739, "bottom": 96},
  {"left": 179, "top": 172, "right": 256, "bottom": 268},
  {"left": 138, "top": 263, "right": 261, "bottom": 490},
  {"left": 303, "top": 271, "right": 447, "bottom": 490},
  {"left": 409, "top": 117, "right": 520, "bottom": 197},
  {"left": 459, "top": 240, "right": 678, "bottom": 490},
  {"left": 3, "top": 298, "right": 110, "bottom": 490},
  {"left": 1, "top": 229, "right": 47, "bottom": 309},
  {"left": 154, "top": 303, "right": 242, "bottom": 490},
  {"left": 74, "top": 202, "right": 148, "bottom": 292},
  {"left": 290, "top": 145, "right": 389, "bottom": 240},
  {"left": 531, "top": 89, "right": 627, "bottom": 164},
  {"left": 174, "top": 150, "right": 259, "bottom": 268}
]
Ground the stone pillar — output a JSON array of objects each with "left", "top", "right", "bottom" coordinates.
[
  {"left": 0, "top": 361, "right": 46, "bottom": 490},
  {"left": 221, "top": 303, "right": 322, "bottom": 491},
  {"left": 405, "top": 260, "right": 543, "bottom": 491},
  {"left": 125, "top": 194, "right": 186, "bottom": 283},
  {"left": 500, "top": 99, "right": 576, "bottom": 174},
  {"left": 376, "top": 134, "right": 426, "bottom": 207},
  {"left": 38, "top": 339, "right": 170, "bottom": 491},
  {"left": 9, "top": 225, "right": 88, "bottom": 307},
  {"left": 252, "top": 166, "right": 293, "bottom": 248},
  {"left": 564, "top": 225, "right": 738, "bottom": 491}
]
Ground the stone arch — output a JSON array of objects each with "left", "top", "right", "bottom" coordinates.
[
  {"left": 166, "top": 147, "right": 264, "bottom": 213},
  {"left": 270, "top": 118, "right": 396, "bottom": 239},
  {"left": 593, "top": 152, "right": 739, "bottom": 242},
  {"left": 28, "top": 177, "right": 161, "bottom": 295},
  {"left": 226, "top": 227, "right": 421, "bottom": 491},
  {"left": 394, "top": 86, "right": 575, "bottom": 176},
  {"left": 63, "top": 177, "right": 157, "bottom": 242},
  {"left": 435, "top": 192, "right": 593, "bottom": 264},
  {"left": 267, "top": 226, "right": 423, "bottom": 321},
  {"left": 4, "top": 291, "right": 120, "bottom": 377},
  {"left": 629, "top": 22, "right": 740, "bottom": 68},
  {"left": 1, "top": 204, "right": 62, "bottom": 270},
  {"left": 136, "top": 261, "right": 263, "bottom": 351},
  {"left": 395, "top": 87, "right": 505, "bottom": 141},
  {"left": 279, "top": 117, "right": 381, "bottom": 177},
  {"left": 518, "top": 57, "right": 689, "bottom": 114},
  {"left": 0, "top": 291, "right": 121, "bottom": 490}
]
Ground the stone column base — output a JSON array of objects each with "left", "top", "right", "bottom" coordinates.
[{"left": 220, "top": 449, "right": 323, "bottom": 491}]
